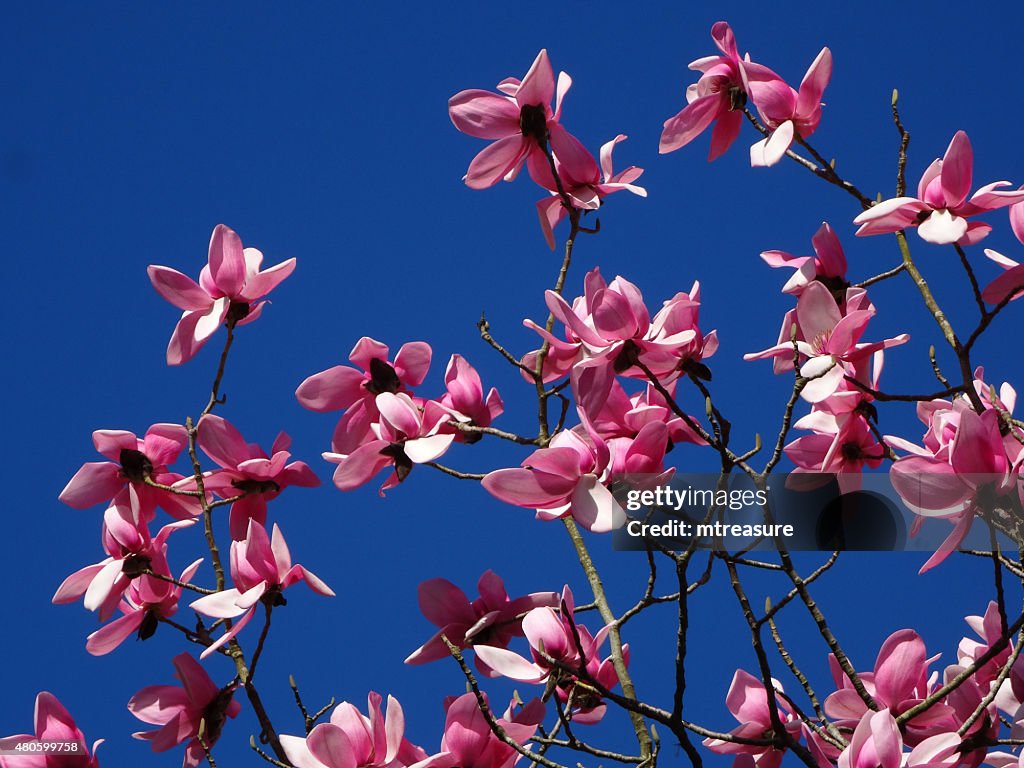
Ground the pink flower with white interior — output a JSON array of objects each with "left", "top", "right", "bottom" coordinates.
[
  {"left": 760, "top": 221, "right": 849, "bottom": 297},
  {"left": 533, "top": 135, "right": 646, "bottom": 249},
  {"left": 195, "top": 414, "right": 320, "bottom": 540},
  {"left": 586, "top": 378, "right": 706, "bottom": 447},
  {"left": 59, "top": 423, "right": 198, "bottom": 522},
  {"left": 84, "top": 554, "right": 203, "bottom": 656},
  {"left": 853, "top": 132, "right": 1024, "bottom": 245},
  {"left": 128, "top": 653, "right": 240, "bottom": 768},
  {"left": 449, "top": 49, "right": 591, "bottom": 190},
  {"left": 322, "top": 392, "right": 454, "bottom": 495},
  {"left": 405, "top": 570, "right": 559, "bottom": 673},
  {"left": 296, "top": 337, "right": 432, "bottom": 454},
  {"left": 189, "top": 520, "right": 334, "bottom": 658},
  {"left": 0, "top": 692, "right": 103, "bottom": 768},
  {"left": 747, "top": 47, "right": 832, "bottom": 167},
  {"left": 836, "top": 710, "right": 902, "bottom": 768},
  {"left": 148, "top": 224, "right": 296, "bottom": 365},
  {"left": 702, "top": 669, "right": 799, "bottom": 768},
  {"left": 473, "top": 586, "right": 627, "bottom": 723},
  {"left": 745, "top": 282, "right": 908, "bottom": 402},
  {"left": 52, "top": 500, "right": 196, "bottom": 622},
  {"left": 279, "top": 693, "right": 429, "bottom": 768}
]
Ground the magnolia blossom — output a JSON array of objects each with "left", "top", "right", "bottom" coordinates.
[
  {"left": 59, "top": 423, "right": 198, "bottom": 522},
  {"left": 745, "top": 281, "right": 908, "bottom": 402},
  {"left": 405, "top": 570, "right": 559, "bottom": 674},
  {"left": 761, "top": 221, "right": 848, "bottom": 297},
  {"left": 825, "top": 629, "right": 956, "bottom": 743},
  {"left": 128, "top": 653, "right": 240, "bottom": 768},
  {"left": 785, "top": 411, "right": 884, "bottom": 492},
  {"left": 190, "top": 520, "right": 333, "bottom": 658},
  {"left": 660, "top": 22, "right": 782, "bottom": 160},
  {"left": 853, "top": 132, "right": 1024, "bottom": 245},
  {"left": 422, "top": 693, "right": 545, "bottom": 768},
  {"left": 296, "top": 337, "right": 432, "bottom": 454},
  {"left": 522, "top": 269, "right": 717, "bottom": 394},
  {"left": 196, "top": 415, "right": 320, "bottom": 540},
  {"left": 280, "top": 693, "right": 428, "bottom": 768},
  {"left": 148, "top": 224, "right": 296, "bottom": 364},
  {"left": 748, "top": 47, "right": 831, "bottom": 167},
  {"left": 84, "top": 555, "right": 203, "bottom": 656},
  {"left": 52, "top": 501, "right": 196, "bottom": 622},
  {"left": 702, "top": 670, "right": 799, "bottom": 768},
  {"left": 449, "top": 49, "right": 591, "bottom": 190},
  {"left": 483, "top": 419, "right": 669, "bottom": 533},
  {"left": 438, "top": 354, "right": 504, "bottom": 442},
  {"left": 586, "top": 378, "right": 706, "bottom": 447},
  {"left": 474, "top": 586, "right": 626, "bottom": 723},
  {"left": 0, "top": 692, "right": 103, "bottom": 768},
  {"left": 533, "top": 135, "right": 646, "bottom": 249},
  {"left": 981, "top": 200, "right": 1024, "bottom": 304},
  {"left": 323, "top": 392, "right": 455, "bottom": 494},
  {"left": 888, "top": 375, "right": 1020, "bottom": 572}
]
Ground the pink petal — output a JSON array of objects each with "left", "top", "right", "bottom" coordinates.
[
  {"left": 448, "top": 90, "right": 520, "bottom": 139},
  {"left": 148, "top": 266, "right": 211, "bottom": 311},
  {"left": 208, "top": 224, "right": 247, "bottom": 297},
  {"left": 465, "top": 135, "right": 530, "bottom": 190},
  {"left": 660, "top": 94, "right": 721, "bottom": 154},
  {"left": 940, "top": 131, "right": 973, "bottom": 209}
]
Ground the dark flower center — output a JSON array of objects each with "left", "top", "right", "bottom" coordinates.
[
  {"left": 231, "top": 478, "right": 281, "bottom": 496},
  {"left": 120, "top": 449, "right": 154, "bottom": 483},
  {"left": 226, "top": 301, "right": 251, "bottom": 324},
  {"left": 137, "top": 608, "right": 160, "bottom": 641},
  {"left": 380, "top": 443, "right": 414, "bottom": 483},
  {"left": 121, "top": 554, "right": 152, "bottom": 579},
  {"left": 365, "top": 358, "right": 402, "bottom": 396},
  {"left": 840, "top": 441, "right": 864, "bottom": 461},
  {"left": 728, "top": 86, "right": 747, "bottom": 111},
  {"left": 519, "top": 103, "right": 548, "bottom": 142}
]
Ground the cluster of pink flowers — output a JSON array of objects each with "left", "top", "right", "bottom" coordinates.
[
  {"left": 448, "top": 49, "right": 646, "bottom": 246},
  {"left": 297, "top": 338, "right": 502, "bottom": 494},
  {"left": 407, "top": 577, "right": 624, "bottom": 725},
  {"left": 709, "top": 605, "right": 1020, "bottom": 768},
  {"left": 0, "top": 693, "right": 102, "bottom": 767},
  {"left": 659, "top": 21, "right": 831, "bottom": 167},
  {"left": 887, "top": 369, "right": 1024, "bottom": 572}
]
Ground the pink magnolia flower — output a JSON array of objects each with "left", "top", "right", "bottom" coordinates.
[
  {"left": 959, "top": 601, "right": 1013, "bottom": 690},
  {"left": 438, "top": 354, "right": 504, "bottom": 442},
  {"left": 128, "top": 653, "right": 240, "bottom": 768},
  {"left": 785, "top": 411, "right": 884, "bottom": 492},
  {"left": 53, "top": 501, "right": 195, "bottom": 622},
  {"left": 296, "top": 337, "right": 432, "bottom": 454},
  {"left": 853, "top": 132, "right": 1024, "bottom": 245},
  {"left": 522, "top": 269, "right": 717, "bottom": 390},
  {"left": 424, "top": 693, "right": 545, "bottom": 768},
  {"left": 660, "top": 22, "right": 782, "bottom": 160},
  {"left": 745, "top": 281, "right": 908, "bottom": 402},
  {"left": 586, "top": 378, "right": 706, "bottom": 447},
  {"left": 474, "top": 586, "right": 626, "bottom": 723},
  {"left": 84, "top": 555, "right": 203, "bottom": 656},
  {"left": 483, "top": 419, "right": 668, "bottom": 533},
  {"left": 837, "top": 710, "right": 902, "bottom": 768},
  {"left": 981, "top": 200, "right": 1024, "bottom": 304},
  {"left": 196, "top": 415, "right": 320, "bottom": 540},
  {"left": 148, "top": 224, "right": 296, "bottom": 365},
  {"left": 0, "top": 692, "right": 103, "bottom": 768},
  {"left": 825, "top": 629, "right": 956, "bottom": 743},
  {"left": 190, "top": 520, "right": 334, "bottom": 659},
  {"left": 280, "top": 693, "right": 429, "bottom": 768},
  {"left": 761, "top": 221, "right": 848, "bottom": 297},
  {"left": 702, "top": 670, "right": 799, "bottom": 768},
  {"left": 533, "top": 135, "right": 646, "bottom": 249},
  {"left": 59, "top": 423, "right": 198, "bottom": 522},
  {"left": 449, "top": 49, "right": 591, "bottom": 190},
  {"left": 322, "top": 392, "right": 454, "bottom": 494},
  {"left": 405, "top": 570, "right": 559, "bottom": 672},
  {"left": 748, "top": 47, "right": 831, "bottom": 167},
  {"left": 888, "top": 399, "right": 1015, "bottom": 572}
]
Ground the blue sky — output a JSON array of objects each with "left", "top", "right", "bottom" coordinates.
[{"left": 4, "top": 2, "right": 1024, "bottom": 764}]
